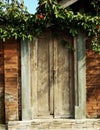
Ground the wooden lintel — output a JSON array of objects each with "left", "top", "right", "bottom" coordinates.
[{"left": 59, "top": 0, "right": 78, "bottom": 8}]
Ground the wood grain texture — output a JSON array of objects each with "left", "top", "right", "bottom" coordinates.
[
  {"left": 54, "top": 36, "right": 74, "bottom": 118},
  {"left": 30, "top": 34, "right": 51, "bottom": 118},
  {"left": 30, "top": 32, "right": 74, "bottom": 119}
]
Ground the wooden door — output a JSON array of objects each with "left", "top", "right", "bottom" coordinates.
[{"left": 30, "top": 32, "right": 74, "bottom": 119}]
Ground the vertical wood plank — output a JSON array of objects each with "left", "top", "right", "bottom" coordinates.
[
  {"left": 75, "top": 33, "right": 86, "bottom": 119},
  {"left": 30, "top": 33, "right": 51, "bottom": 118},
  {"left": 21, "top": 40, "right": 32, "bottom": 120},
  {"left": 54, "top": 36, "right": 73, "bottom": 118},
  {"left": 53, "top": 38, "right": 59, "bottom": 118},
  {"left": 49, "top": 34, "right": 54, "bottom": 115},
  {"left": 30, "top": 38, "right": 38, "bottom": 118},
  {"left": 37, "top": 34, "right": 50, "bottom": 116},
  {"left": 4, "top": 39, "right": 19, "bottom": 121},
  {"left": 68, "top": 38, "right": 74, "bottom": 118},
  {"left": 74, "top": 37, "right": 79, "bottom": 117}
]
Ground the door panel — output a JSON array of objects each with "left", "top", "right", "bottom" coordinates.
[
  {"left": 54, "top": 37, "right": 73, "bottom": 118},
  {"left": 31, "top": 34, "right": 51, "bottom": 118},
  {"left": 37, "top": 36, "right": 50, "bottom": 116},
  {"left": 49, "top": 37, "right": 54, "bottom": 115}
]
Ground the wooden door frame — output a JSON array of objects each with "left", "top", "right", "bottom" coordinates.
[
  {"left": 74, "top": 33, "right": 86, "bottom": 119},
  {"left": 21, "top": 40, "right": 32, "bottom": 120},
  {"left": 21, "top": 33, "right": 86, "bottom": 120}
]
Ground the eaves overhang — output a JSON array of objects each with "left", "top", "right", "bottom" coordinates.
[{"left": 58, "top": 0, "right": 78, "bottom": 8}]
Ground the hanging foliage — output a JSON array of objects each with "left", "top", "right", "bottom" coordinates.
[{"left": 0, "top": 0, "right": 100, "bottom": 52}]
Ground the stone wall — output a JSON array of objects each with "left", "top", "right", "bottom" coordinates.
[
  {"left": 8, "top": 119, "right": 100, "bottom": 130},
  {"left": 86, "top": 49, "right": 100, "bottom": 118}
]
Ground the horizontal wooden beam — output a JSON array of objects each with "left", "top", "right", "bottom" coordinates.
[{"left": 59, "top": 0, "right": 78, "bottom": 8}]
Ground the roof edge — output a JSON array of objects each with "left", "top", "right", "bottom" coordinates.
[{"left": 59, "top": 0, "right": 78, "bottom": 8}]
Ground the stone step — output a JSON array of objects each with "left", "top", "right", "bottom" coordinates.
[
  {"left": 0, "top": 124, "right": 5, "bottom": 130},
  {"left": 8, "top": 119, "right": 100, "bottom": 130}
]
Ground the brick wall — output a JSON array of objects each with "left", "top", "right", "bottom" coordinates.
[
  {"left": 4, "top": 39, "right": 20, "bottom": 121},
  {"left": 0, "top": 39, "right": 21, "bottom": 123},
  {"left": 0, "top": 41, "right": 5, "bottom": 124},
  {"left": 86, "top": 49, "right": 100, "bottom": 118}
]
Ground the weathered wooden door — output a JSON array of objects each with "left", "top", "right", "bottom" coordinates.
[{"left": 30, "top": 32, "right": 74, "bottom": 119}]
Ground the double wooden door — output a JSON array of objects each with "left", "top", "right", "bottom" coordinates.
[{"left": 30, "top": 33, "right": 74, "bottom": 119}]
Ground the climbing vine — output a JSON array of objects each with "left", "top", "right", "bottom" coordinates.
[{"left": 0, "top": 0, "right": 100, "bottom": 52}]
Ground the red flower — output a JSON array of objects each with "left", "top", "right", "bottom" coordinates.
[{"left": 37, "top": 13, "right": 44, "bottom": 19}]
